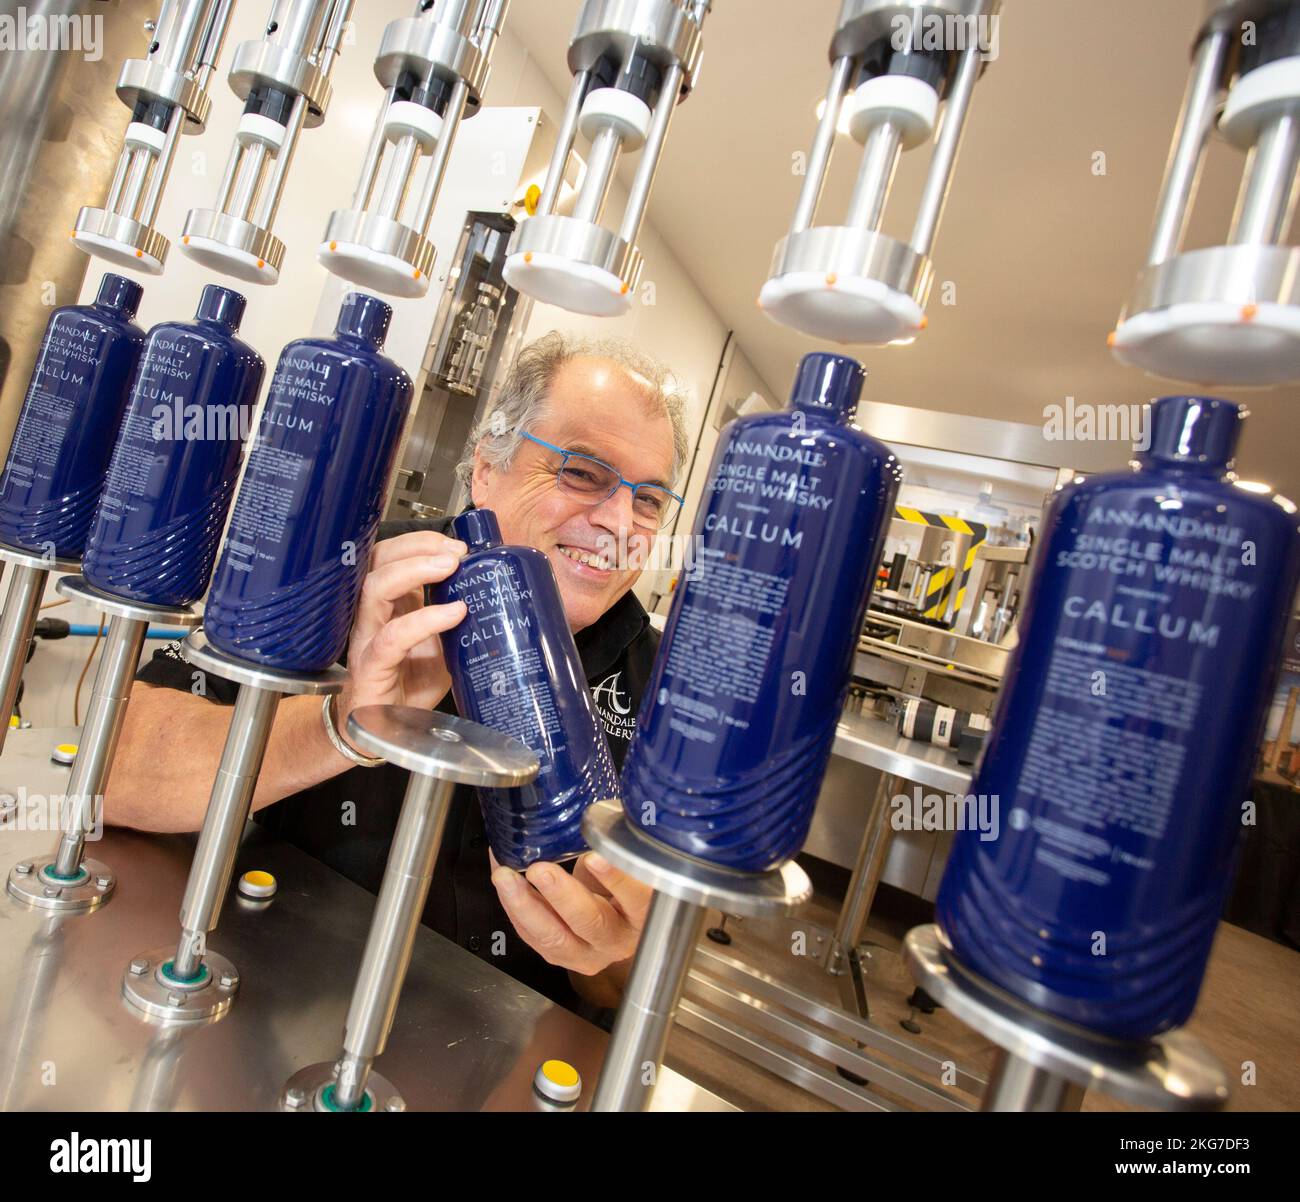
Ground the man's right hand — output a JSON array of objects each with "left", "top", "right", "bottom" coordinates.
[{"left": 334, "top": 530, "right": 469, "bottom": 754}]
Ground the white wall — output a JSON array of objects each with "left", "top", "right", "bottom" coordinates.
[{"left": 19, "top": 7, "right": 736, "bottom": 728}]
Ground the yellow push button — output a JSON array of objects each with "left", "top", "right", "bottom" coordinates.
[
  {"left": 51, "top": 743, "right": 78, "bottom": 766},
  {"left": 238, "top": 870, "right": 277, "bottom": 899},
  {"left": 534, "top": 1058, "right": 581, "bottom": 1104}
]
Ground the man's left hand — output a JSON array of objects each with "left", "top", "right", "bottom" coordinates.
[{"left": 490, "top": 850, "right": 652, "bottom": 979}]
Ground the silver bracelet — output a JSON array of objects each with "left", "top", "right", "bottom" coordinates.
[{"left": 321, "top": 694, "right": 384, "bottom": 768}]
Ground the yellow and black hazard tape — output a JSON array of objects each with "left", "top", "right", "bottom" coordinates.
[{"left": 892, "top": 507, "right": 989, "bottom": 623}]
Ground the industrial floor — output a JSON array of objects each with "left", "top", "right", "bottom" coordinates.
[{"left": 662, "top": 869, "right": 1300, "bottom": 1113}]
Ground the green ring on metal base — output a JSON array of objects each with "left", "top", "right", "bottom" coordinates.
[
  {"left": 160, "top": 960, "right": 210, "bottom": 988},
  {"left": 40, "top": 864, "right": 89, "bottom": 887},
  {"left": 320, "top": 1083, "right": 373, "bottom": 1113}
]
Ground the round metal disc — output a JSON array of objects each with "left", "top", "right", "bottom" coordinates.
[
  {"left": 72, "top": 208, "right": 169, "bottom": 274},
  {"left": 345, "top": 705, "right": 539, "bottom": 787},
  {"left": 55, "top": 575, "right": 201, "bottom": 627},
  {"left": 582, "top": 800, "right": 812, "bottom": 916},
  {"left": 8, "top": 856, "right": 115, "bottom": 913},
  {"left": 280, "top": 1063, "right": 405, "bottom": 1113},
  {"left": 0, "top": 541, "right": 79, "bottom": 573},
  {"left": 122, "top": 946, "right": 239, "bottom": 1023},
  {"left": 902, "top": 924, "right": 1229, "bottom": 1111},
  {"left": 181, "top": 630, "right": 346, "bottom": 696}
]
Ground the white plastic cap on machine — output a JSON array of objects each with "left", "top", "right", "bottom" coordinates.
[
  {"left": 317, "top": 238, "right": 432, "bottom": 299},
  {"left": 502, "top": 251, "right": 634, "bottom": 318},
  {"left": 1111, "top": 302, "right": 1300, "bottom": 386},
  {"left": 759, "top": 271, "right": 925, "bottom": 345},
  {"left": 182, "top": 234, "right": 282, "bottom": 285},
  {"left": 845, "top": 75, "right": 939, "bottom": 149}
]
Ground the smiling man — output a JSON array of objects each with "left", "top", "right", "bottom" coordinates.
[{"left": 104, "top": 332, "right": 689, "bottom": 1014}]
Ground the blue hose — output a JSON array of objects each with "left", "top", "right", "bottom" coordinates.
[{"left": 67, "top": 624, "right": 190, "bottom": 640}]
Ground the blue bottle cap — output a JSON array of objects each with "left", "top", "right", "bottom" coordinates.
[
  {"left": 95, "top": 273, "right": 143, "bottom": 319},
  {"left": 195, "top": 284, "right": 247, "bottom": 331},
  {"left": 336, "top": 292, "right": 393, "bottom": 348},
  {"left": 1140, "top": 395, "right": 1245, "bottom": 470},
  {"left": 449, "top": 508, "right": 502, "bottom": 551},
  {"left": 790, "top": 352, "right": 865, "bottom": 418}
]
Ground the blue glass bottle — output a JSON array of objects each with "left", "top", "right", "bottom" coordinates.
[
  {"left": 0, "top": 273, "right": 145, "bottom": 557},
  {"left": 82, "top": 285, "right": 264, "bottom": 607},
  {"left": 435, "top": 508, "right": 619, "bottom": 869},
  {"left": 621, "top": 353, "right": 899, "bottom": 872},
  {"left": 203, "top": 293, "right": 413, "bottom": 671},
  {"left": 937, "top": 396, "right": 1300, "bottom": 1041}
]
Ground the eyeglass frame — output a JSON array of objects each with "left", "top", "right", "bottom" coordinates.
[{"left": 517, "top": 432, "right": 684, "bottom": 529}]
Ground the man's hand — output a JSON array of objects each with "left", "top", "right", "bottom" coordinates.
[
  {"left": 336, "top": 531, "right": 469, "bottom": 753},
  {"left": 490, "top": 850, "right": 653, "bottom": 1001}
]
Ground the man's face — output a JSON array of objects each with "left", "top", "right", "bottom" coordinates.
[{"left": 471, "top": 356, "right": 677, "bottom": 632}]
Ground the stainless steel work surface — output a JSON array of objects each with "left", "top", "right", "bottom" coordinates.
[
  {"left": 0, "top": 729, "right": 732, "bottom": 1113},
  {"left": 833, "top": 710, "right": 973, "bottom": 796}
]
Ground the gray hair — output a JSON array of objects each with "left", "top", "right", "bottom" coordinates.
[{"left": 455, "top": 331, "right": 689, "bottom": 490}]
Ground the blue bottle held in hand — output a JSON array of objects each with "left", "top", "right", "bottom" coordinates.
[
  {"left": 0, "top": 273, "right": 146, "bottom": 557},
  {"left": 936, "top": 396, "right": 1300, "bottom": 1041},
  {"left": 620, "top": 352, "right": 900, "bottom": 873},
  {"left": 204, "top": 292, "right": 413, "bottom": 671},
  {"left": 435, "top": 508, "right": 620, "bottom": 870},
  {"left": 82, "top": 284, "right": 264, "bottom": 607}
]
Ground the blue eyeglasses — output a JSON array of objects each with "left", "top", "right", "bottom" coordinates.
[{"left": 519, "top": 433, "right": 683, "bottom": 530}]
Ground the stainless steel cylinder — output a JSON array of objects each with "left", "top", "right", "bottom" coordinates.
[
  {"left": 171, "top": 683, "right": 281, "bottom": 980},
  {"left": 333, "top": 772, "right": 455, "bottom": 1111},
  {"left": 51, "top": 616, "right": 148, "bottom": 878},
  {"left": 846, "top": 121, "right": 903, "bottom": 232},
  {"left": 0, "top": 564, "right": 47, "bottom": 759},
  {"left": 1145, "top": 29, "right": 1231, "bottom": 266},
  {"left": 824, "top": 771, "right": 899, "bottom": 975},
  {"left": 982, "top": 1051, "right": 1076, "bottom": 1112},
  {"left": 1229, "top": 111, "right": 1300, "bottom": 244},
  {"left": 589, "top": 890, "right": 707, "bottom": 1112}
]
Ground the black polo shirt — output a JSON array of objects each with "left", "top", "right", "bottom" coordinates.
[{"left": 135, "top": 519, "right": 660, "bottom": 1012}]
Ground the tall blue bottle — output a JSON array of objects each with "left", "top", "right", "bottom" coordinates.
[
  {"left": 0, "top": 273, "right": 145, "bottom": 557},
  {"left": 435, "top": 508, "right": 620, "bottom": 870},
  {"left": 936, "top": 396, "right": 1300, "bottom": 1041},
  {"left": 621, "top": 353, "right": 899, "bottom": 872},
  {"left": 204, "top": 292, "right": 413, "bottom": 671},
  {"left": 82, "top": 285, "right": 264, "bottom": 607}
]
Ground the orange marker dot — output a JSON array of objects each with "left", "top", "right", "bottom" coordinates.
[
  {"left": 329, "top": 241, "right": 338, "bottom": 251},
  {"left": 620, "top": 282, "right": 630, "bottom": 295},
  {"left": 413, "top": 269, "right": 421, "bottom": 279},
  {"left": 826, "top": 273, "right": 838, "bottom": 287},
  {"left": 135, "top": 250, "right": 143, "bottom": 258},
  {"left": 257, "top": 259, "right": 265, "bottom": 268},
  {"left": 182, "top": 235, "right": 190, "bottom": 245},
  {"left": 918, "top": 315, "right": 929, "bottom": 331},
  {"left": 524, "top": 252, "right": 534, "bottom": 264},
  {"left": 1241, "top": 303, "right": 1258, "bottom": 322},
  {"left": 1106, "top": 330, "right": 1117, "bottom": 348}
]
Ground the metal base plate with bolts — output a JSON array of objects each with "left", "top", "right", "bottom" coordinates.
[
  {"left": 122, "top": 946, "right": 240, "bottom": 1023},
  {"left": 903, "top": 924, "right": 1230, "bottom": 1111},
  {"left": 0, "top": 541, "right": 80, "bottom": 574},
  {"left": 582, "top": 800, "right": 812, "bottom": 917},
  {"left": 281, "top": 1063, "right": 405, "bottom": 1113},
  {"left": 8, "top": 856, "right": 115, "bottom": 912}
]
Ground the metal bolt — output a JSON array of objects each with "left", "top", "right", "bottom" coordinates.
[
  {"left": 15, "top": 862, "right": 32, "bottom": 875},
  {"left": 167, "top": 993, "right": 185, "bottom": 1006},
  {"left": 284, "top": 1087, "right": 307, "bottom": 1109},
  {"left": 129, "top": 959, "right": 149, "bottom": 976},
  {"left": 43, "top": 886, "right": 61, "bottom": 898},
  {"left": 219, "top": 972, "right": 238, "bottom": 991},
  {"left": 386, "top": 1095, "right": 406, "bottom": 1112},
  {"left": 95, "top": 875, "right": 111, "bottom": 889}
]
